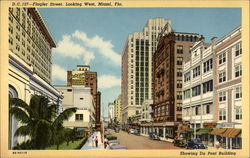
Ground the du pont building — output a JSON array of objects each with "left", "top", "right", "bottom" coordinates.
[{"left": 150, "top": 32, "right": 202, "bottom": 139}]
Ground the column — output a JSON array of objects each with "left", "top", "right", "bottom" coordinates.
[{"left": 163, "top": 127, "right": 166, "bottom": 138}]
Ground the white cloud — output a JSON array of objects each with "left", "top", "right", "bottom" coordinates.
[
  {"left": 53, "top": 35, "right": 95, "bottom": 65},
  {"left": 98, "top": 75, "right": 121, "bottom": 89},
  {"left": 52, "top": 64, "right": 67, "bottom": 82},
  {"left": 72, "top": 30, "right": 121, "bottom": 66}
]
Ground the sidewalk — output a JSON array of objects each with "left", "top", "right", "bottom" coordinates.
[{"left": 81, "top": 131, "right": 104, "bottom": 150}]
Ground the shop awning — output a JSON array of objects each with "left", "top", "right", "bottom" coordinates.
[
  {"left": 196, "top": 128, "right": 212, "bottom": 135},
  {"left": 220, "top": 128, "right": 241, "bottom": 138},
  {"left": 209, "top": 128, "right": 227, "bottom": 136}
]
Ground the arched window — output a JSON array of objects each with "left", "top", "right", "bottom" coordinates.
[{"left": 9, "top": 85, "right": 18, "bottom": 149}]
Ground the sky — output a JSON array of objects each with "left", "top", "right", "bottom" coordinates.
[{"left": 39, "top": 8, "right": 241, "bottom": 117}]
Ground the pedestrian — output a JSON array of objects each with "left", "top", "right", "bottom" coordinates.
[
  {"left": 215, "top": 139, "right": 220, "bottom": 149},
  {"left": 92, "top": 136, "right": 95, "bottom": 147},
  {"left": 95, "top": 136, "right": 98, "bottom": 147},
  {"left": 104, "top": 137, "right": 108, "bottom": 149}
]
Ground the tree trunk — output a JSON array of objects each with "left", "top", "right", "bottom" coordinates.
[
  {"left": 57, "top": 144, "right": 59, "bottom": 150},
  {"left": 67, "top": 141, "right": 69, "bottom": 146}
]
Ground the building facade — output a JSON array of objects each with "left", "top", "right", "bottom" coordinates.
[
  {"left": 182, "top": 38, "right": 215, "bottom": 128},
  {"left": 151, "top": 32, "right": 201, "bottom": 139},
  {"left": 140, "top": 99, "right": 153, "bottom": 136},
  {"left": 114, "top": 95, "right": 122, "bottom": 123},
  {"left": 8, "top": 8, "right": 62, "bottom": 149},
  {"left": 213, "top": 26, "right": 242, "bottom": 149},
  {"left": 121, "top": 18, "right": 172, "bottom": 123},
  {"left": 108, "top": 102, "right": 115, "bottom": 123},
  {"left": 67, "top": 65, "right": 101, "bottom": 129},
  {"left": 9, "top": 8, "right": 56, "bottom": 83},
  {"left": 55, "top": 86, "right": 96, "bottom": 129}
]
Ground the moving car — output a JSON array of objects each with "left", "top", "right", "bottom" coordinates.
[
  {"left": 129, "top": 129, "right": 135, "bottom": 134},
  {"left": 173, "top": 137, "right": 186, "bottom": 148},
  {"left": 185, "top": 139, "right": 207, "bottom": 149}
]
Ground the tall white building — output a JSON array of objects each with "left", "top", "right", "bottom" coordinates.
[
  {"left": 55, "top": 86, "right": 96, "bottom": 129},
  {"left": 108, "top": 102, "right": 115, "bottom": 123},
  {"left": 121, "top": 18, "right": 171, "bottom": 123}
]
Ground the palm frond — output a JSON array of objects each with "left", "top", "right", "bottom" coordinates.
[
  {"left": 45, "top": 104, "right": 57, "bottom": 121},
  {"left": 9, "top": 98, "right": 32, "bottom": 115},
  {"left": 10, "top": 107, "right": 30, "bottom": 124},
  {"left": 14, "top": 125, "right": 32, "bottom": 137},
  {"left": 53, "top": 107, "right": 77, "bottom": 126}
]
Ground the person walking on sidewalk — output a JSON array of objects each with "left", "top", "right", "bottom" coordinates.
[
  {"left": 92, "top": 136, "right": 95, "bottom": 147},
  {"left": 104, "top": 137, "right": 108, "bottom": 149},
  {"left": 95, "top": 136, "right": 98, "bottom": 147}
]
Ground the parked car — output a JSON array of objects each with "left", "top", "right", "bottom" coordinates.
[
  {"left": 114, "top": 127, "right": 120, "bottom": 133},
  {"left": 129, "top": 129, "right": 135, "bottom": 134},
  {"left": 185, "top": 139, "right": 207, "bottom": 149},
  {"left": 133, "top": 129, "right": 140, "bottom": 135},
  {"left": 109, "top": 144, "right": 127, "bottom": 150},
  {"left": 149, "top": 133, "right": 160, "bottom": 140},
  {"left": 108, "top": 140, "right": 120, "bottom": 147},
  {"left": 173, "top": 137, "right": 186, "bottom": 148}
]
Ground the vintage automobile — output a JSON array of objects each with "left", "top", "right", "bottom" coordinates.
[
  {"left": 108, "top": 140, "right": 120, "bottom": 147},
  {"left": 109, "top": 144, "right": 128, "bottom": 150},
  {"left": 173, "top": 137, "right": 186, "bottom": 148},
  {"left": 185, "top": 139, "right": 207, "bottom": 149}
]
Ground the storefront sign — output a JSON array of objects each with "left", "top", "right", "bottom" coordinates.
[
  {"left": 203, "top": 122, "right": 217, "bottom": 128},
  {"left": 72, "top": 72, "right": 85, "bottom": 85}
]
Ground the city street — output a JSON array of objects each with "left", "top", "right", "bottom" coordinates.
[{"left": 108, "top": 129, "right": 181, "bottom": 149}]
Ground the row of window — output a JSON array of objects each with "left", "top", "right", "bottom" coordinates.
[
  {"left": 183, "top": 104, "right": 211, "bottom": 116},
  {"left": 183, "top": 80, "right": 213, "bottom": 98},
  {"left": 219, "top": 108, "right": 242, "bottom": 121}
]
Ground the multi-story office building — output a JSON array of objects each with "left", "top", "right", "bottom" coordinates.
[
  {"left": 8, "top": 8, "right": 63, "bottom": 149},
  {"left": 140, "top": 99, "right": 153, "bottom": 136},
  {"left": 114, "top": 95, "right": 122, "bottom": 123},
  {"left": 95, "top": 91, "right": 101, "bottom": 130},
  {"left": 108, "top": 102, "right": 115, "bottom": 123},
  {"left": 214, "top": 26, "right": 242, "bottom": 128},
  {"left": 67, "top": 65, "right": 101, "bottom": 129},
  {"left": 121, "top": 18, "right": 172, "bottom": 123},
  {"left": 182, "top": 38, "right": 216, "bottom": 128},
  {"left": 152, "top": 32, "right": 201, "bottom": 139},
  {"left": 9, "top": 8, "right": 56, "bottom": 83},
  {"left": 55, "top": 86, "right": 96, "bottom": 129}
]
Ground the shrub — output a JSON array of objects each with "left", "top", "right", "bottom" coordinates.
[
  {"left": 106, "top": 135, "right": 117, "bottom": 140},
  {"left": 75, "top": 137, "right": 88, "bottom": 149}
]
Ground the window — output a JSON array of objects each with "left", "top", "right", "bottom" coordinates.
[
  {"left": 235, "top": 65, "right": 242, "bottom": 78},
  {"left": 75, "top": 114, "right": 83, "bottom": 121},
  {"left": 177, "top": 68, "right": 182, "bottom": 77},
  {"left": 219, "top": 91, "right": 226, "bottom": 102},
  {"left": 67, "top": 89, "right": 72, "bottom": 92},
  {"left": 203, "top": 80, "right": 213, "bottom": 94},
  {"left": 9, "top": 36, "right": 13, "bottom": 45},
  {"left": 177, "top": 80, "right": 182, "bottom": 88},
  {"left": 235, "top": 42, "right": 242, "bottom": 57},
  {"left": 9, "top": 25, "right": 13, "bottom": 34},
  {"left": 80, "top": 98, "right": 84, "bottom": 100},
  {"left": 219, "top": 52, "right": 226, "bottom": 65},
  {"left": 195, "top": 105, "right": 201, "bottom": 115},
  {"left": 16, "top": 44, "right": 20, "bottom": 51},
  {"left": 177, "top": 91, "right": 182, "bottom": 100},
  {"left": 219, "top": 71, "right": 226, "bottom": 83},
  {"left": 184, "top": 89, "right": 190, "bottom": 99},
  {"left": 235, "top": 108, "right": 242, "bottom": 120},
  {"left": 205, "top": 104, "right": 211, "bottom": 114},
  {"left": 203, "top": 58, "right": 213, "bottom": 73},
  {"left": 192, "top": 85, "right": 201, "bottom": 97},
  {"left": 177, "top": 45, "right": 183, "bottom": 54},
  {"left": 177, "top": 57, "right": 183, "bottom": 65},
  {"left": 219, "top": 109, "right": 226, "bottom": 120},
  {"left": 184, "top": 72, "right": 190, "bottom": 82},
  {"left": 193, "top": 66, "right": 200, "bottom": 78},
  {"left": 235, "top": 87, "right": 242, "bottom": 99}
]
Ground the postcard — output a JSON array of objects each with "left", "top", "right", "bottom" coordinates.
[{"left": 0, "top": 0, "right": 249, "bottom": 158}]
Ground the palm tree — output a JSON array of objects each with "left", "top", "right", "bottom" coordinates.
[{"left": 10, "top": 95, "right": 77, "bottom": 149}]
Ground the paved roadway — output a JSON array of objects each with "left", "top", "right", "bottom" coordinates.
[{"left": 108, "top": 129, "right": 181, "bottom": 149}]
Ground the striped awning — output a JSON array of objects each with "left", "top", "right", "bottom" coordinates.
[
  {"left": 209, "top": 128, "right": 227, "bottom": 136},
  {"left": 220, "top": 128, "right": 241, "bottom": 138}
]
